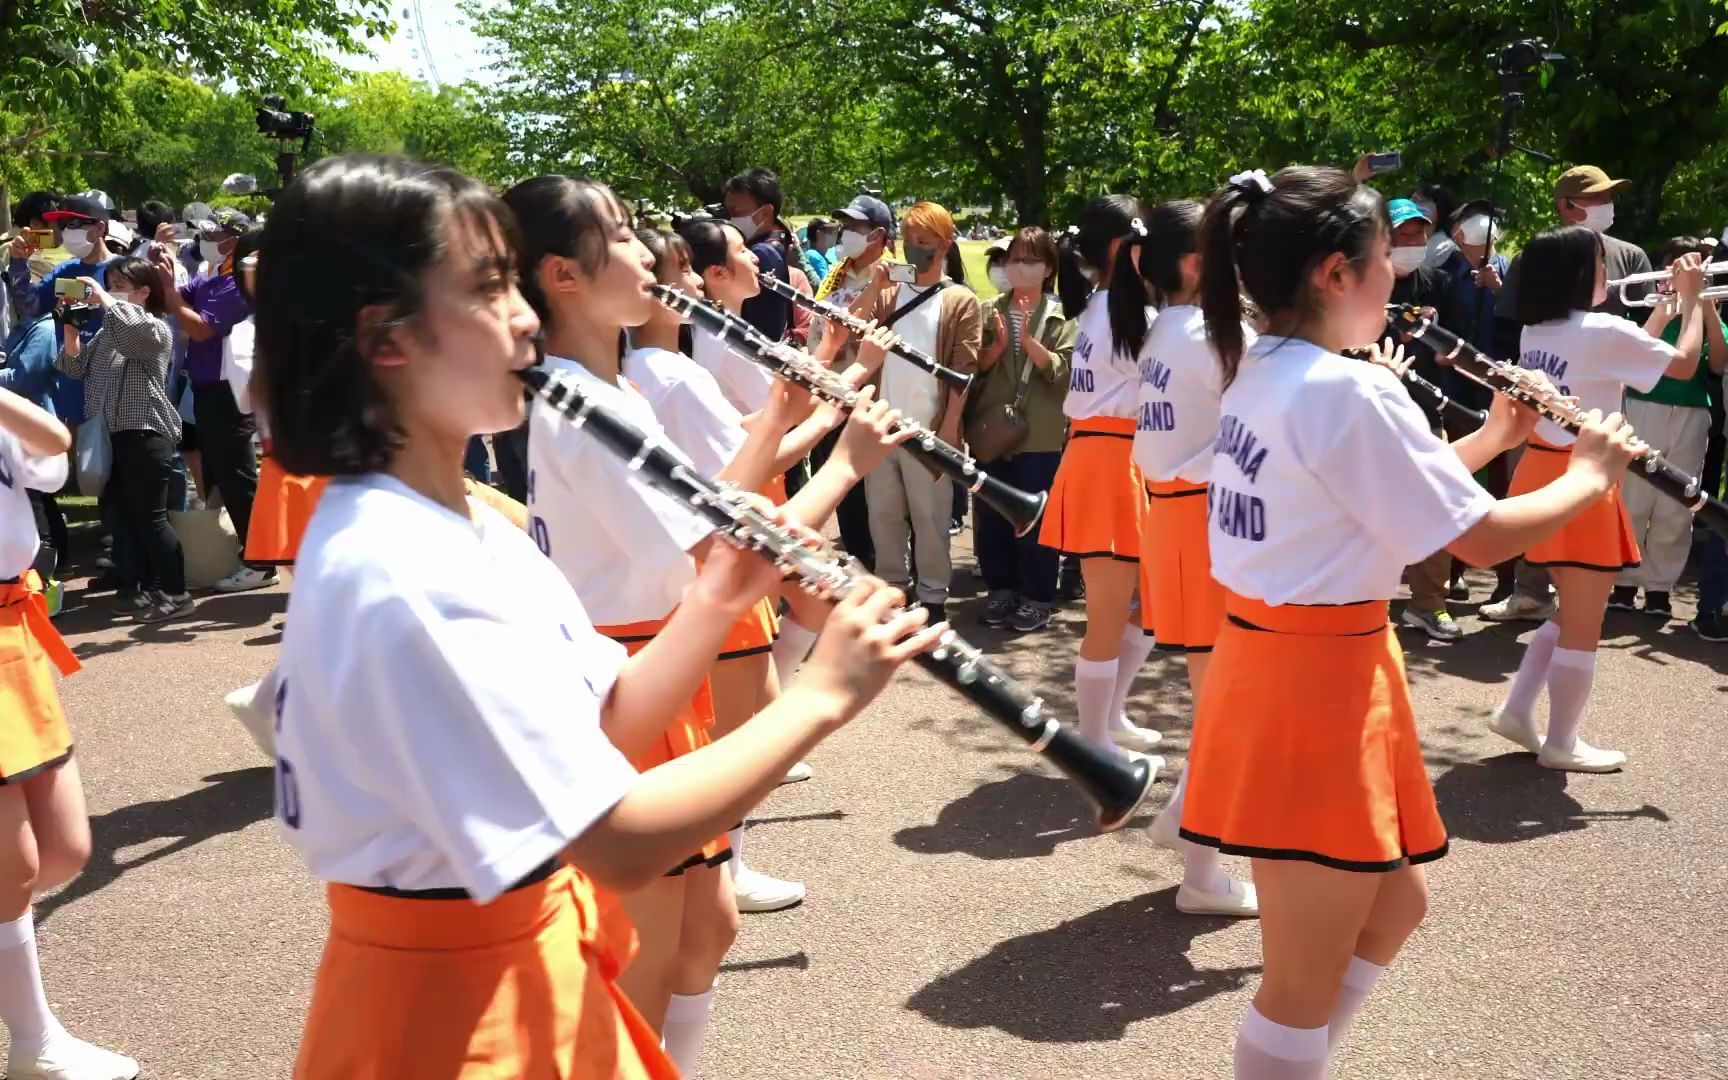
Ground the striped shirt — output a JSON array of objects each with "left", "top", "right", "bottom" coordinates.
[{"left": 56, "top": 301, "right": 181, "bottom": 440}]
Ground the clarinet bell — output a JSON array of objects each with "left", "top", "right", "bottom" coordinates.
[
  {"left": 1001, "top": 487, "right": 1049, "bottom": 539},
  {"left": 1041, "top": 726, "right": 1156, "bottom": 831}
]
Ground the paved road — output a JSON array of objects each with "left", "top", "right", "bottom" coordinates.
[{"left": 21, "top": 532, "right": 1728, "bottom": 1079}]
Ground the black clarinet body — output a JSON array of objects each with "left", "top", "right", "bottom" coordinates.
[
  {"left": 657, "top": 284, "right": 1049, "bottom": 537},
  {"left": 518, "top": 365, "right": 1154, "bottom": 830},
  {"left": 1342, "top": 346, "right": 1487, "bottom": 426},
  {"left": 756, "top": 272, "right": 974, "bottom": 393},
  {"left": 1388, "top": 304, "right": 1728, "bottom": 538}
]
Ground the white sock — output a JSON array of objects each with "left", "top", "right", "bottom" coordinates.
[
  {"left": 662, "top": 983, "right": 717, "bottom": 1078},
  {"left": 770, "top": 619, "right": 819, "bottom": 686},
  {"left": 1234, "top": 1004, "right": 1328, "bottom": 1079},
  {"left": 1075, "top": 657, "right": 1118, "bottom": 750},
  {"left": 1503, "top": 620, "right": 1560, "bottom": 719},
  {"left": 1182, "top": 842, "right": 1229, "bottom": 896},
  {"left": 1544, "top": 647, "right": 1598, "bottom": 753},
  {"left": 727, "top": 825, "right": 748, "bottom": 878},
  {"left": 0, "top": 912, "right": 64, "bottom": 1056},
  {"left": 1109, "top": 625, "right": 1157, "bottom": 731},
  {"left": 1327, "top": 955, "right": 1385, "bottom": 1052}
]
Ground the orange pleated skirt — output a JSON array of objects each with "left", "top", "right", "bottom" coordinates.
[
  {"left": 718, "top": 597, "right": 780, "bottom": 660},
  {"left": 1137, "top": 480, "right": 1225, "bottom": 652},
  {"left": 596, "top": 618, "right": 730, "bottom": 873},
  {"left": 1038, "top": 417, "right": 1145, "bottom": 561},
  {"left": 296, "top": 867, "right": 677, "bottom": 1080},
  {"left": 0, "top": 573, "right": 76, "bottom": 783},
  {"left": 1180, "top": 595, "right": 1448, "bottom": 873},
  {"left": 1508, "top": 439, "right": 1640, "bottom": 572},
  {"left": 245, "top": 457, "right": 330, "bottom": 566}
]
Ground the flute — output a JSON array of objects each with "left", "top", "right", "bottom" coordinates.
[
  {"left": 1342, "top": 347, "right": 1487, "bottom": 426},
  {"left": 657, "top": 284, "right": 1049, "bottom": 537},
  {"left": 1387, "top": 304, "right": 1728, "bottom": 537},
  {"left": 517, "top": 364, "right": 1155, "bottom": 831},
  {"left": 756, "top": 272, "right": 974, "bottom": 392}
]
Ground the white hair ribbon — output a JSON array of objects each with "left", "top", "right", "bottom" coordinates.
[
  {"left": 1129, "top": 217, "right": 1148, "bottom": 237},
  {"left": 1228, "top": 169, "right": 1275, "bottom": 197}
]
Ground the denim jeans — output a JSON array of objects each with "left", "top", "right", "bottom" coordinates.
[
  {"left": 1699, "top": 529, "right": 1728, "bottom": 618},
  {"left": 973, "top": 451, "right": 1062, "bottom": 605}
]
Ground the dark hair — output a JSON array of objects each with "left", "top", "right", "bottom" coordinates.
[
  {"left": 1515, "top": 225, "right": 1604, "bottom": 325},
  {"left": 1413, "top": 182, "right": 1458, "bottom": 231},
  {"left": 256, "top": 154, "right": 518, "bottom": 477},
  {"left": 723, "top": 168, "right": 784, "bottom": 217},
  {"left": 637, "top": 226, "right": 693, "bottom": 282},
  {"left": 1109, "top": 199, "right": 1203, "bottom": 360},
  {"left": 502, "top": 175, "right": 632, "bottom": 327},
  {"left": 1057, "top": 194, "right": 1144, "bottom": 318},
  {"left": 137, "top": 200, "right": 176, "bottom": 244},
  {"left": 1006, "top": 227, "right": 1060, "bottom": 292},
  {"left": 1660, "top": 235, "right": 1703, "bottom": 268},
  {"left": 677, "top": 218, "right": 741, "bottom": 276},
  {"left": 232, "top": 226, "right": 265, "bottom": 305},
  {"left": 13, "top": 191, "right": 59, "bottom": 229},
  {"left": 985, "top": 246, "right": 1008, "bottom": 268},
  {"left": 106, "top": 257, "right": 166, "bottom": 315},
  {"left": 1199, "top": 166, "right": 1386, "bottom": 387}
]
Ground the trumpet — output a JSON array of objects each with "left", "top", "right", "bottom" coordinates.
[
  {"left": 756, "top": 272, "right": 974, "bottom": 392},
  {"left": 1606, "top": 260, "right": 1728, "bottom": 309}
]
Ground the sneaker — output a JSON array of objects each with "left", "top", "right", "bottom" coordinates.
[
  {"left": 1401, "top": 607, "right": 1464, "bottom": 642},
  {"left": 1489, "top": 707, "right": 1543, "bottom": 753},
  {"left": 7, "top": 1033, "right": 140, "bottom": 1080},
  {"left": 115, "top": 588, "right": 151, "bottom": 615},
  {"left": 1691, "top": 609, "right": 1728, "bottom": 642},
  {"left": 948, "top": 518, "right": 964, "bottom": 536},
  {"left": 225, "top": 679, "right": 277, "bottom": 758},
  {"left": 1110, "top": 719, "right": 1163, "bottom": 753},
  {"left": 980, "top": 590, "right": 1018, "bottom": 628},
  {"left": 1148, "top": 801, "right": 1183, "bottom": 852},
  {"left": 1642, "top": 591, "right": 1672, "bottom": 619},
  {"left": 732, "top": 865, "right": 805, "bottom": 913},
  {"left": 133, "top": 591, "right": 195, "bottom": 623},
  {"left": 1479, "top": 592, "right": 1558, "bottom": 622},
  {"left": 1009, "top": 602, "right": 1052, "bottom": 633},
  {"left": 778, "top": 761, "right": 813, "bottom": 785},
  {"left": 1175, "top": 878, "right": 1259, "bottom": 918},
  {"left": 1447, "top": 579, "right": 1471, "bottom": 603},
  {"left": 1607, "top": 586, "right": 1639, "bottom": 612},
  {"left": 213, "top": 567, "right": 278, "bottom": 594},
  {"left": 1538, "top": 739, "right": 1627, "bottom": 773}
]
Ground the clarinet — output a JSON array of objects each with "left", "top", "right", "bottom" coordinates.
[
  {"left": 1387, "top": 304, "right": 1728, "bottom": 537},
  {"left": 657, "top": 284, "right": 1049, "bottom": 537},
  {"left": 517, "top": 365, "right": 1155, "bottom": 831},
  {"left": 756, "top": 272, "right": 974, "bottom": 392},
  {"left": 1342, "top": 347, "right": 1487, "bottom": 426}
]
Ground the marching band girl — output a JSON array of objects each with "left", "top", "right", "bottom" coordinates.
[
  {"left": 259, "top": 154, "right": 941, "bottom": 1078},
  {"left": 0, "top": 388, "right": 137, "bottom": 1080},
  {"left": 1491, "top": 227, "right": 1706, "bottom": 772},
  {"left": 1188, "top": 165, "right": 1638, "bottom": 1078},
  {"left": 1115, "top": 198, "right": 1257, "bottom": 918},
  {"left": 1042, "top": 196, "right": 1163, "bottom": 760}
]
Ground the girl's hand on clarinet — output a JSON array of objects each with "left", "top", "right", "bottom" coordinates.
[
  {"left": 797, "top": 577, "right": 948, "bottom": 716},
  {"left": 856, "top": 324, "right": 895, "bottom": 373},
  {"left": 813, "top": 318, "right": 850, "bottom": 363},
  {"left": 833, "top": 385, "right": 915, "bottom": 475},
  {"left": 1482, "top": 387, "right": 1539, "bottom": 450},
  {"left": 1363, "top": 336, "right": 1411, "bottom": 377},
  {"left": 686, "top": 507, "right": 817, "bottom": 615},
  {"left": 1567, "top": 408, "right": 1641, "bottom": 488}
]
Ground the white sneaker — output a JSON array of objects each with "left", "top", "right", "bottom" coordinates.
[
  {"left": 1175, "top": 878, "right": 1259, "bottom": 918},
  {"left": 8, "top": 1034, "right": 140, "bottom": 1080},
  {"left": 226, "top": 679, "right": 277, "bottom": 759},
  {"left": 732, "top": 865, "right": 805, "bottom": 913},
  {"left": 778, "top": 761, "right": 813, "bottom": 786},
  {"left": 1538, "top": 739, "right": 1626, "bottom": 773},
  {"left": 1110, "top": 720, "right": 1163, "bottom": 752},
  {"left": 1479, "top": 592, "right": 1558, "bottom": 622},
  {"left": 1489, "top": 708, "right": 1543, "bottom": 754},
  {"left": 1148, "top": 801, "right": 1183, "bottom": 851},
  {"left": 213, "top": 567, "right": 278, "bottom": 594}
]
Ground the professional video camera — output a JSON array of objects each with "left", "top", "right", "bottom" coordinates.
[
  {"left": 255, "top": 95, "right": 316, "bottom": 151},
  {"left": 1491, "top": 39, "right": 1565, "bottom": 97}
]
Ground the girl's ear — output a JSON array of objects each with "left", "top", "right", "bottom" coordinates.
[
  {"left": 357, "top": 305, "right": 408, "bottom": 368},
  {"left": 536, "top": 253, "right": 584, "bottom": 302}
]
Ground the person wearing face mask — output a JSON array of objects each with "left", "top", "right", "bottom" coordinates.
[
  {"left": 1411, "top": 183, "right": 1459, "bottom": 269},
  {"left": 984, "top": 238, "right": 1011, "bottom": 296},
  {"left": 7, "top": 196, "right": 116, "bottom": 432},
  {"left": 800, "top": 218, "right": 834, "bottom": 286},
  {"left": 161, "top": 206, "right": 276, "bottom": 594},
  {"left": 719, "top": 168, "right": 794, "bottom": 343}
]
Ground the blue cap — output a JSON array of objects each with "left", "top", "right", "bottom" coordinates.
[{"left": 1387, "top": 198, "right": 1431, "bottom": 228}]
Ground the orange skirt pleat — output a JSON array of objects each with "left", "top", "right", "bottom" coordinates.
[
  {"left": 0, "top": 573, "right": 75, "bottom": 783},
  {"left": 1136, "top": 480, "right": 1224, "bottom": 651},
  {"left": 245, "top": 457, "right": 330, "bottom": 566},
  {"left": 1508, "top": 440, "right": 1640, "bottom": 572},
  {"left": 1037, "top": 417, "right": 1145, "bottom": 561}
]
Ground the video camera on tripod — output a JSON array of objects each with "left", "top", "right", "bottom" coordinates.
[
  {"left": 1491, "top": 39, "right": 1566, "bottom": 99},
  {"left": 255, "top": 95, "right": 316, "bottom": 151}
]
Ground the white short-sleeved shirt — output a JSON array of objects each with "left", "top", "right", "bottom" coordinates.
[
  {"left": 273, "top": 474, "right": 638, "bottom": 904},
  {"left": 0, "top": 429, "right": 66, "bottom": 577},
  {"left": 1063, "top": 289, "right": 1145, "bottom": 420},
  {"left": 878, "top": 283, "right": 944, "bottom": 427},
  {"left": 1519, "top": 310, "right": 1679, "bottom": 447},
  {"left": 691, "top": 325, "right": 776, "bottom": 416},
  {"left": 527, "top": 356, "right": 711, "bottom": 628},
  {"left": 1131, "top": 305, "right": 1243, "bottom": 485},
  {"left": 1209, "top": 337, "right": 1495, "bottom": 605},
  {"left": 622, "top": 346, "right": 748, "bottom": 477}
]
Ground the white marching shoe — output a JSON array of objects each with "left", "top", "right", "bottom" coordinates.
[
  {"left": 225, "top": 675, "right": 278, "bottom": 759},
  {"left": 1538, "top": 739, "right": 1627, "bottom": 773},
  {"left": 8, "top": 1034, "right": 140, "bottom": 1080},
  {"left": 1489, "top": 708, "right": 1543, "bottom": 754},
  {"left": 732, "top": 865, "right": 806, "bottom": 913},
  {"left": 778, "top": 761, "right": 813, "bottom": 785},
  {"left": 1176, "top": 877, "right": 1259, "bottom": 918},
  {"left": 1110, "top": 719, "right": 1163, "bottom": 753},
  {"left": 1148, "top": 800, "right": 1183, "bottom": 852}
]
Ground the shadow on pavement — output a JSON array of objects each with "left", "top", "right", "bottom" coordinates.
[
  {"left": 37, "top": 767, "right": 276, "bottom": 923},
  {"left": 55, "top": 591, "right": 287, "bottom": 661},
  {"left": 906, "top": 886, "right": 1257, "bottom": 1042},
  {"left": 894, "top": 772, "right": 1153, "bottom": 861},
  {"left": 1432, "top": 754, "right": 1670, "bottom": 845}
]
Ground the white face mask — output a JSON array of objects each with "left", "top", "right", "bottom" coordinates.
[
  {"left": 728, "top": 211, "right": 761, "bottom": 244},
  {"left": 839, "top": 229, "right": 871, "bottom": 259},
  {"left": 200, "top": 240, "right": 225, "bottom": 267},
  {"left": 1390, "top": 246, "right": 1427, "bottom": 275},
  {"left": 1456, "top": 215, "right": 1494, "bottom": 247},
  {"left": 1579, "top": 202, "right": 1615, "bottom": 234},
  {"left": 61, "top": 228, "right": 94, "bottom": 258},
  {"left": 987, "top": 267, "right": 1011, "bottom": 293},
  {"left": 1006, "top": 262, "right": 1047, "bottom": 289}
]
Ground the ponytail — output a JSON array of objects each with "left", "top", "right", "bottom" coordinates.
[
  {"left": 1198, "top": 167, "right": 1384, "bottom": 388},
  {"left": 1056, "top": 194, "right": 1144, "bottom": 320},
  {"left": 1056, "top": 228, "right": 1092, "bottom": 319},
  {"left": 1108, "top": 216, "right": 1152, "bottom": 361},
  {"left": 944, "top": 242, "right": 967, "bottom": 285}
]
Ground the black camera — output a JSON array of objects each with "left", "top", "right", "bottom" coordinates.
[
  {"left": 54, "top": 303, "right": 101, "bottom": 331},
  {"left": 255, "top": 95, "right": 316, "bottom": 147},
  {"left": 1492, "top": 39, "right": 1565, "bottom": 94}
]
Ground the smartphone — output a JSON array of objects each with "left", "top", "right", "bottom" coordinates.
[
  {"left": 1366, "top": 151, "right": 1402, "bottom": 175},
  {"left": 53, "top": 278, "right": 87, "bottom": 301},
  {"left": 885, "top": 260, "right": 917, "bottom": 284}
]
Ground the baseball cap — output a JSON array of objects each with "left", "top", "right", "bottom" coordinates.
[
  {"left": 42, "top": 194, "right": 109, "bottom": 225},
  {"left": 833, "top": 195, "right": 894, "bottom": 234},
  {"left": 104, "top": 220, "right": 135, "bottom": 249},
  {"left": 193, "top": 207, "right": 253, "bottom": 238},
  {"left": 1386, "top": 198, "right": 1431, "bottom": 228},
  {"left": 1555, "top": 166, "right": 1630, "bottom": 200}
]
